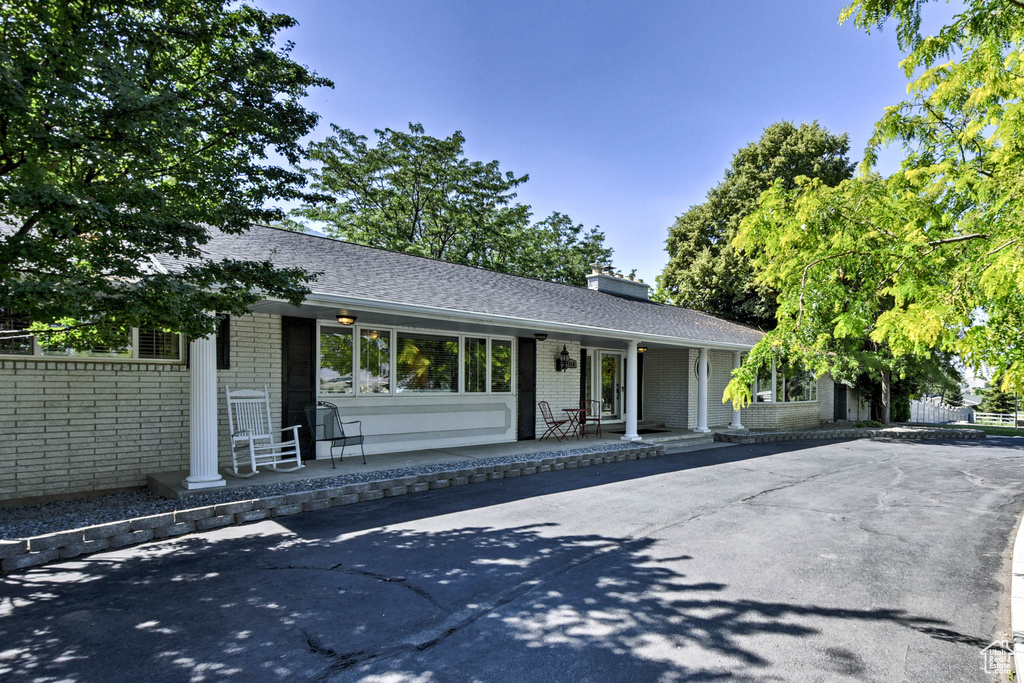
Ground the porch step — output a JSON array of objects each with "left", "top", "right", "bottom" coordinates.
[{"left": 640, "top": 431, "right": 715, "bottom": 447}]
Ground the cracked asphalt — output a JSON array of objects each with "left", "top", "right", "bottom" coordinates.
[{"left": 3, "top": 437, "right": 1024, "bottom": 682}]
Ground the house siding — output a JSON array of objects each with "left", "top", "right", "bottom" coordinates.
[
  {"left": 534, "top": 339, "right": 581, "bottom": 439},
  {"left": 818, "top": 376, "right": 835, "bottom": 422},
  {"left": 742, "top": 401, "right": 821, "bottom": 430},
  {"left": 0, "top": 313, "right": 281, "bottom": 503}
]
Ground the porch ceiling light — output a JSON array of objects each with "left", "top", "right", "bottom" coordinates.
[
  {"left": 534, "top": 333, "right": 548, "bottom": 341},
  {"left": 556, "top": 344, "right": 577, "bottom": 372},
  {"left": 337, "top": 314, "right": 357, "bottom": 326},
  {"left": 638, "top": 344, "right": 647, "bottom": 353}
]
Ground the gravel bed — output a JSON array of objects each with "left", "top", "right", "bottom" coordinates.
[{"left": 0, "top": 443, "right": 637, "bottom": 541}]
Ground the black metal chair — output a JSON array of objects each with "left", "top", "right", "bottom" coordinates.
[{"left": 304, "top": 401, "right": 366, "bottom": 468}]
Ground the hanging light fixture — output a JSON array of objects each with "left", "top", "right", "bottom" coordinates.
[
  {"left": 336, "top": 313, "right": 356, "bottom": 325},
  {"left": 556, "top": 344, "right": 578, "bottom": 372}
]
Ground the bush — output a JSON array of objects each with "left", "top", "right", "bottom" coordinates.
[{"left": 856, "top": 420, "right": 883, "bottom": 428}]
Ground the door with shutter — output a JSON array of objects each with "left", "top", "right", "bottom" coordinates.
[
  {"left": 282, "top": 317, "right": 316, "bottom": 459},
  {"left": 517, "top": 338, "right": 536, "bottom": 440}
]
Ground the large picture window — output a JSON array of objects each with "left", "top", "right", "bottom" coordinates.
[
  {"left": 397, "top": 333, "right": 459, "bottom": 393},
  {"left": 490, "top": 339, "right": 512, "bottom": 393},
  {"left": 751, "top": 359, "right": 817, "bottom": 403},
  {"left": 320, "top": 327, "right": 354, "bottom": 394},
  {"left": 464, "top": 337, "right": 487, "bottom": 393},
  {"left": 359, "top": 328, "right": 391, "bottom": 394},
  {"left": 0, "top": 313, "right": 183, "bottom": 361}
]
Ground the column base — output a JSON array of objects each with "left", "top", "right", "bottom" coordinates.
[
  {"left": 727, "top": 424, "right": 747, "bottom": 431},
  {"left": 692, "top": 427, "right": 712, "bottom": 433},
  {"left": 182, "top": 475, "right": 227, "bottom": 490},
  {"left": 620, "top": 434, "right": 642, "bottom": 442}
]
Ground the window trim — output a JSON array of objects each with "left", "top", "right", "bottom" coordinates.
[{"left": 315, "top": 320, "right": 516, "bottom": 398}]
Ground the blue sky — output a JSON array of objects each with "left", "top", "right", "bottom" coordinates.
[{"left": 257, "top": 0, "right": 959, "bottom": 287}]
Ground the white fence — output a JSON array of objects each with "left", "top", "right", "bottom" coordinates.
[
  {"left": 910, "top": 398, "right": 973, "bottom": 424},
  {"left": 973, "top": 411, "right": 1022, "bottom": 427}
]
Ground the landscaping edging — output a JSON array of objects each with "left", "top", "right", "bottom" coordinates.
[
  {"left": 715, "top": 427, "right": 986, "bottom": 445},
  {"left": 0, "top": 444, "right": 666, "bottom": 573}
]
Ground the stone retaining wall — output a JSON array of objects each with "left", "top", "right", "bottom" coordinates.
[
  {"left": 715, "top": 427, "right": 985, "bottom": 445},
  {"left": 0, "top": 444, "right": 666, "bottom": 572}
]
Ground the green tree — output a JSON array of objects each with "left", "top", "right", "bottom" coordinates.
[
  {"left": 725, "top": 0, "right": 1024, "bottom": 417},
  {"left": 980, "top": 376, "right": 1017, "bottom": 414},
  {"left": 657, "top": 121, "right": 854, "bottom": 329},
  {"left": 288, "top": 124, "right": 612, "bottom": 286},
  {"left": 0, "top": 1, "right": 332, "bottom": 345}
]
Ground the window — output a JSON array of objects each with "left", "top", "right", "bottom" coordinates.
[
  {"left": 0, "top": 309, "right": 32, "bottom": 355},
  {"left": 39, "top": 326, "right": 133, "bottom": 359},
  {"left": 490, "top": 339, "right": 512, "bottom": 393},
  {"left": 753, "top": 364, "right": 773, "bottom": 402},
  {"left": 137, "top": 329, "right": 181, "bottom": 360},
  {"left": 359, "top": 328, "right": 390, "bottom": 394},
  {"left": 751, "top": 359, "right": 817, "bottom": 403},
  {"left": 464, "top": 337, "right": 487, "bottom": 393},
  {"left": 320, "top": 327, "right": 354, "bottom": 394},
  {"left": 397, "top": 333, "right": 459, "bottom": 393},
  {"left": 783, "top": 365, "right": 817, "bottom": 402}
]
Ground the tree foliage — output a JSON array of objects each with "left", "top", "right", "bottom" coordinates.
[
  {"left": 657, "top": 121, "right": 854, "bottom": 329},
  {"left": 725, "top": 0, "right": 1024, "bottom": 415},
  {"left": 0, "top": 1, "right": 332, "bottom": 343},
  {"left": 979, "top": 375, "right": 1017, "bottom": 414},
  {"left": 289, "top": 123, "right": 613, "bottom": 286}
]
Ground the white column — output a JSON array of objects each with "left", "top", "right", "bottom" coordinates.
[
  {"left": 770, "top": 356, "right": 778, "bottom": 403},
  {"left": 621, "top": 341, "right": 641, "bottom": 441},
  {"left": 694, "top": 347, "right": 710, "bottom": 433},
  {"left": 729, "top": 350, "right": 745, "bottom": 430},
  {"left": 183, "top": 331, "right": 226, "bottom": 490}
]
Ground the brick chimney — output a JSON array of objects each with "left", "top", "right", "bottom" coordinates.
[{"left": 586, "top": 264, "right": 650, "bottom": 301}]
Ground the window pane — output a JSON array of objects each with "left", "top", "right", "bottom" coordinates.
[
  {"left": 39, "top": 326, "right": 132, "bottom": 358},
  {"left": 0, "top": 309, "right": 32, "bottom": 355},
  {"left": 359, "top": 329, "right": 390, "bottom": 394},
  {"left": 396, "top": 333, "right": 458, "bottom": 393},
  {"left": 320, "top": 328, "right": 354, "bottom": 395},
  {"left": 782, "top": 366, "right": 815, "bottom": 402},
  {"left": 464, "top": 338, "right": 487, "bottom": 393},
  {"left": 755, "top": 364, "right": 773, "bottom": 402},
  {"left": 138, "top": 330, "right": 181, "bottom": 360},
  {"left": 491, "top": 340, "right": 512, "bottom": 392}
]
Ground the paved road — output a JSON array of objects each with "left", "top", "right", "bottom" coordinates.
[{"left": 3, "top": 438, "right": 1024, "bottom": 682}]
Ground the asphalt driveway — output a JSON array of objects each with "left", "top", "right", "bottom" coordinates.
[{"left": 3, "top": 437, "right": 1024, "bottom": 682}]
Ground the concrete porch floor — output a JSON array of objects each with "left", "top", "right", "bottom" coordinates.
[{"left": 148, "top": 424, "right": 717, "bottom": 499}]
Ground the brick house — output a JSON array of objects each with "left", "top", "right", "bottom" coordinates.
[{"left": 0, "top": 226, "right": 855, "bottom": 504}]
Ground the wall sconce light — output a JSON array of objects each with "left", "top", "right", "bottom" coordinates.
[
  {"left": 637, "top": 344, "right": 648, "bottom": 353},
  {"left": 337, "top": 314, "right": 356, "bottom": 325},
  {"left": 556, "top": 344, "right": 578, "bottom": 372},
  {"left": 534, "top": 333, "right": 548, "bottom": 342}
]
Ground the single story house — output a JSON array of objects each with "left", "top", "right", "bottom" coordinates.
[{"left": 1, "top": 226, "right": 855, "bottom": 504}]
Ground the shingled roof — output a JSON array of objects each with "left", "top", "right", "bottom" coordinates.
[{"left": 163, "top": 225, "right": 764, "bottom": 348}]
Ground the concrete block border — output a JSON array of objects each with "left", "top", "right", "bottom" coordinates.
[
  {"left": 1, "top": 444, "right": 666, "bottom": 573},
  {"left": 714, "top": 427, "right": 986, "bottom": 446}
]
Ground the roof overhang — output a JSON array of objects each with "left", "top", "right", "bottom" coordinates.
[{"left": 258, "top": 291, "right": 759, "bottom": 352}]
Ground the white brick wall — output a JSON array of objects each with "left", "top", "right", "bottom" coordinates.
[
  {"left": 818, "top": 376, "right": 835, "bottom": 422},
  {"left": 534, "top": 339, "right": 581, "bottom": 438},
  {"left": 642, "top": 349, "right": 689, "bottom": 428},
  {"left": 0, "top": 313, "right": 282, "bottom": 503},
  {"left": 742, "top": 401, "right": 822, "bottom": 430}
]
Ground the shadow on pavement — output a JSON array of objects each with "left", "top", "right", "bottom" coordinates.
[{"left": 1, "top": 514, "right": 955, "bottom": 682}]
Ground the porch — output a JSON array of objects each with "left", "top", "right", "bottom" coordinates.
[{"left": 148, "top": 422, "right": 713, "bottom": 499}]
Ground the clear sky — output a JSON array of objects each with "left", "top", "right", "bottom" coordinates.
[{"left": 255, "top": 0, "right": 959, "bottom": 287}]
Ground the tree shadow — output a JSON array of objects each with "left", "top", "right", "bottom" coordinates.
[{"left": 0, "top": 519, "right": 959, "bottom": 682}]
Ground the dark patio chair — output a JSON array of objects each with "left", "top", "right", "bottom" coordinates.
[
  {"left": 581, "top": 399, "right": 602, "bottom": 437},
  {"left": 304, "top": 401, "right": 366, "bottom": 468},
  {"left": 539, "top": 400, "right": 570, "bottom": 441}
]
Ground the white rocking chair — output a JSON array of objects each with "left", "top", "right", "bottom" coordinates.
[{"left": 225, "top": 386, "right": 304, "bottom": 478}]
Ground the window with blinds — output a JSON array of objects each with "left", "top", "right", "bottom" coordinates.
[
  {"left": 0, "top": 309, "right": 32, "bottom": 355},
  {"left": 396, "top": 333, "right": 459, "bottom": 393},
  {"left": 138, "top": 330, "right": 181, "bottom": 360}
]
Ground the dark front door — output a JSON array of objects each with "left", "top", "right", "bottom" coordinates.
[
  {"left": 517, "top": 337, "right": 536, "bottom": 440},
  {"left": 834, "top": 382, "right": 848, "bottom": 421},
  {"left": 282, "top": 316, "right": 316, "bottom": 459}
]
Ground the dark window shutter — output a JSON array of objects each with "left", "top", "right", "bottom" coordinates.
[
  {"left": 516, "top": 338, "right": 537, "bottom": 440},
  {"left": 216, "top": 315, "right": 230, "bottom": 370}
]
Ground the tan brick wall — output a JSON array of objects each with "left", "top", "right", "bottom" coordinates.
[
  {"left": 534, "top": 339, "right": 581, "bottom": 438},
  {"left": 0, "top": 313, "right": 282, "bottom": 503},
  {"left": 818, "top": 376, "right": 835, "bottom": 422}
]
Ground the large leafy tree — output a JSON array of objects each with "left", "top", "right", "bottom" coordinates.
[
  {"left": 725, "top": 0, "right": 1024, "bottom": 415},
  {"left": 0, "top": 1, "right": 332, "bottom": 344},
  {"left": 288, "top": 123, "right": 612, "bottom": 286},
  {"left": 657, "top": 121, "right": 854, "bottom": 329}
]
